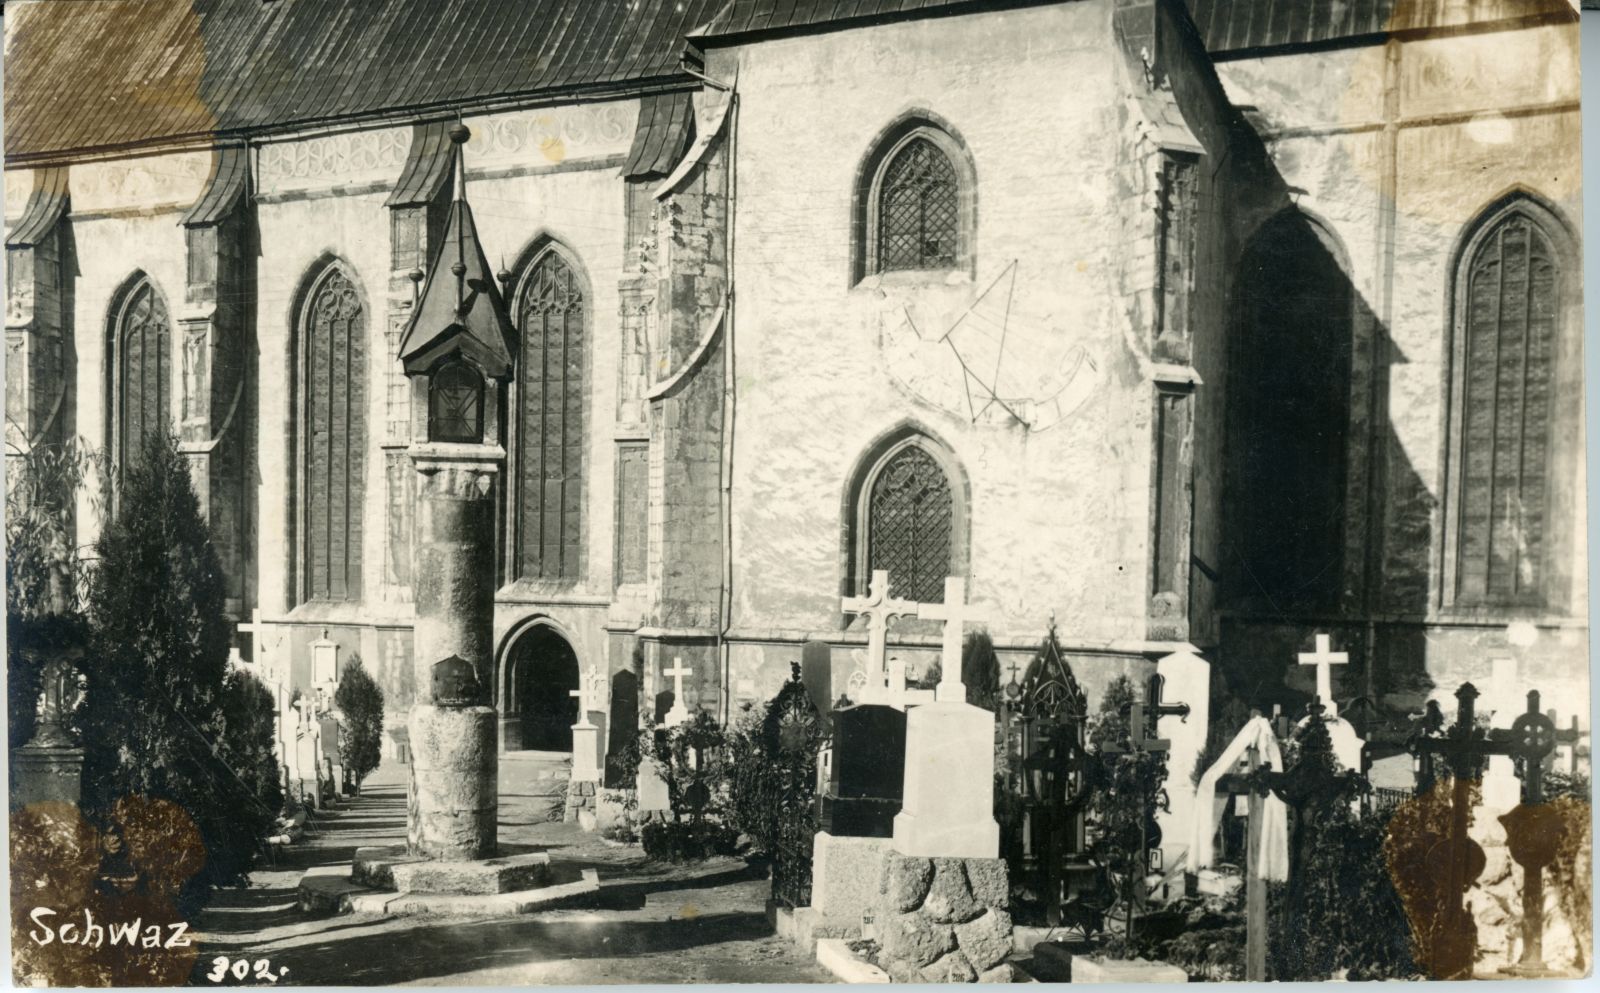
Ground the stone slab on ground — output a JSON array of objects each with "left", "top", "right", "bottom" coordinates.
[
  {"left": 815, "top": 938, "right": 890, "bottom": 983},
  {"left": 773, "top": 904, "right": 858, "bottom": 955},
  {"left": 1070, "top": 954, "right": 1188, "bottom": 983},
  {"left": 352, "top": 845, "right": 551, "bottom": 894},
  {"left": 298, "top": 865, "right": 600, "bottom": 917}
]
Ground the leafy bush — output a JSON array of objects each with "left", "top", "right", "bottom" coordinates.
[
  {"left": 81, "top": 431, "right": 278, "bottom": 910},
  {"left": 963, "top": 629, "right": 1001, "bottom": 713},
  {"left": 334, "top": 657, "right": 385, "bottom": 792},
  {"left": 640, "top": 820, "right": 740, "bottom": 862},
  {"left": 6, "top": 441, "right": 102, "bottom": 749},
  {"left": 642, "top": 710, "right": 732, "bottom": 822}
]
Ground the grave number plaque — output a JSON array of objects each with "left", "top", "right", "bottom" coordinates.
[{"left": 432, "top": 655, "right": 479, "bottom": 707}]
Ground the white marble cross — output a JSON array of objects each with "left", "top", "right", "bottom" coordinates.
[
  {"left": 569, "top": 686, "right": 595, "bottom": 728},
  {"left": 917, "top": 576, "right": 989, "bottom": 703},
  {"left": 1298, "top": 633, "right": 1348, "bottom": 717},
  {"left": 663, "top": 656, "right": 693, "bottom": 726},
  {"left": 842, "top": 569, "right": 920, "bottom": 690}
]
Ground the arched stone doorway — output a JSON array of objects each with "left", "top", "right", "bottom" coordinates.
[
  {"left": 1223, "top": 211, "right": 1354, "bottom": 615},
  {"left": 502, "top": 623, "right": 580, "bottom": 753}
]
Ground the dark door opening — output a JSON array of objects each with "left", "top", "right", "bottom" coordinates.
[{"left": 509, "top": 626, "right": 580, "bottom": 752}]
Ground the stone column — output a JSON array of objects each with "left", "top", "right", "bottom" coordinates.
[{"left": 406, "top": 444, "right": 503, "bottom": 860}]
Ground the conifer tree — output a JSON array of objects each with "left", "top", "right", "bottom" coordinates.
[
  {"left": 82, "top": 431, "right": 275, "bottom": 908},
  {"left": 334, "top": 658, "right": 385, "bottom": 793}
]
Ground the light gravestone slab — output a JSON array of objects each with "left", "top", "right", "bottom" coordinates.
[
  {"left": 891, "top": 575, "right": 998, "bottom": 859},
  {"left": 1155, "top": 649, "right": 1209, "bottom": 875},
  {"left": 892, "top": 701, "right": 999, "bottom": 858},
  {"left": 311, "top": 629, "right": 340, "bottom": 687},
  {"left": 1483, "top": 657, "right": 1523, "bottom": 812},
  {"left": 637, "top": 755, "right": 672, "bottom": 813}
]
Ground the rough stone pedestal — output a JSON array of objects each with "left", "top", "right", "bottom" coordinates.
[
  {"left": 874, "top": 850, "right": 1013, "bottom": 983},
  {"left": 810, "top": 833, "right": 890, "bottom": 938},
  {"left": 407, "top": 704, "right": 498, "bottom": 859},
  {"left": 892, "top": 701, "right": 999, "bottom": 859},
  {"left": 11, "top": 745, "right": 83, "bottom": 808}
]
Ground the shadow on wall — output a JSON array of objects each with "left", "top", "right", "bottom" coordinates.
[{"left": 1217, "top": 200, "right": 1435, "bottom": 721}]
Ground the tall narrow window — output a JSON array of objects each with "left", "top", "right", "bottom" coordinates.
[
  {"left": 299, "top": 264, "right": 366, "bottom": 603},
  {"left": 114, "top": 277, "right": 171, "bottom": 469},
  {"left": 878, "top": 138, "right": 959, "bottom": 271},
  {"left": 854, "top": 116, "right": 975, "bottom": 282},
  {"left": 514, "top": 248, "right": 586, "bottom": 582},
  {"left": 848, "top": 433, "right": 965, "bottom": 604},
  {"left": 1448, "top": 203, "right": 1565, "bottom": 609}
]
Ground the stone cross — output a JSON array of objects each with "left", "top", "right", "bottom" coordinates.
[
  {"left": 1298, "top": 633, "right": 1348, "bottom": 717},
  {"left": 570, "top": 687, "right": 594, "bottom": 728},
  {"left": 663, "top": 657, "right": 693, "bottom": 726},
  {"left": 842, "top": 570, "right": 919, "bottom": 689},
  {"left": 916, "top": 576, "right": 988, "bottom": 703}
]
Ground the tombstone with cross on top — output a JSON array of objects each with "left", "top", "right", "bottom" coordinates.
[{"left": 662, "top": 656, "right": 694, "bottom": 727}]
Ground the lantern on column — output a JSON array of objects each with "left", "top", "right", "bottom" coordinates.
[{"left": 397, "top": 123, "right": 514, "bottom": 440}]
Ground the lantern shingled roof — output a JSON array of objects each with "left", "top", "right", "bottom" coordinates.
[{"left": 397, "top": 125, "right": 515, "bottom": 380}]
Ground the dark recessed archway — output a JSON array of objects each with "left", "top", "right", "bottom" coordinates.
[
  {"left": 1223, "top": 211, "right": 1354, "bottom": 613},
  {"left": 504, "top": 624, "right": 580, "bottom": 752}
]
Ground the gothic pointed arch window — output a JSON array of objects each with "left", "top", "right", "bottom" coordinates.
[
  {"left": 296, "top": 262, "right": 367, "bottom": 604},
  {"left": 1444, "top": 197, "right": 1577, "bottom": 611},
  {"left": 847, "top": 432, "right": 968, "bottom": 604},
  {"left": 512, "top": 245, "right": 587, "bottom": 583},
  {"left": 111, "top": 276, "right": 172, "bottom": 469},
  {"left": 854, "top": 116, "right": 976, "bottom": 283}
]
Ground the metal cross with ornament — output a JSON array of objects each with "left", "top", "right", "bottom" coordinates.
[{"left": 1100, "top": 676, "right": 1186, "bottom": 945}]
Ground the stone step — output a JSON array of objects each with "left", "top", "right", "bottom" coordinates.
[{"left": 296, "top": 864, "right": 601, "bottom": 918}]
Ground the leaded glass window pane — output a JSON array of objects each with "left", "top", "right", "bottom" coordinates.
[
  {"left": 1455, "top": 213, "right": 1557, "bottom": 606},
  {"left": 118, "top": 280, "right": 170, "bottom": 469},
  {"left": 303, "top": 266, "right": 366, "bottom": 602},
  {"left": 515, "top": 250, "right": 585, "bottom": 581},
  {"left": 877, "top": 137, "right": 959, "bottom": 273},
  {"left": 867, "top": 445, "right": 952, "bottom": 603},
  {"left": 429, "top": 360, "right": 483, "bottom": 443}
]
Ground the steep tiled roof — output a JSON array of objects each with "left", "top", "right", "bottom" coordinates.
[
  {"left": 5, "top": 0, "right": 722, "bottom": 163},
  {"left": 688, "top": 0, "right": 1016, "bottom": 44},
  {"left": 1184, "top": 0, "right": 1576, "bottom": 55}
]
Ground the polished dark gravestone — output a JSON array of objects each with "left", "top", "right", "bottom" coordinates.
[{"left": 818, "top": 703, "right": 907, "bottom": 837}]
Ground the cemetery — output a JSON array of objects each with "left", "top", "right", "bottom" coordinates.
[{"left": 4, "top": 2, "right": 1589, "bottom": 982}]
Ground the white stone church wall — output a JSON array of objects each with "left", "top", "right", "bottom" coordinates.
[
  {"left": 711, "top": 3, "right": 1159, "bottom": 690},
  {"left": 59, "top": 150, "right": 212, "bottom": 548}
]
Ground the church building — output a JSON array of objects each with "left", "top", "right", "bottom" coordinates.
[{"left": 6, "top": 0, "right": 1584, "bottom": 775}]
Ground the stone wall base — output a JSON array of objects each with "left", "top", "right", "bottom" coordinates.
[{"left": 875, "top": 850, "right": 1013, "bottom": 983}]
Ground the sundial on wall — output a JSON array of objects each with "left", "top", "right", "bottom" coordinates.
[{"left": 878, "top": 260, "right": 1101, "bottom": 431}]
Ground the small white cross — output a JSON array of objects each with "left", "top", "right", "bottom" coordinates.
[
  {"left": 1298, "top": 633, "right": 1348, "bottom": 717},
  {"left": 917, "top": 577, "right": 988, "bottom": 703}
]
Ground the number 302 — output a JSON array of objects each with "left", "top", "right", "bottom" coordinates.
[{"left": 205, "top": 957, "right": 286, "bottom": 984}]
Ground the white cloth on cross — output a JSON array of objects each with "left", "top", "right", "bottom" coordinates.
[{"left": 1187, "top": 716, "right": 1290, "bottom": 882}]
